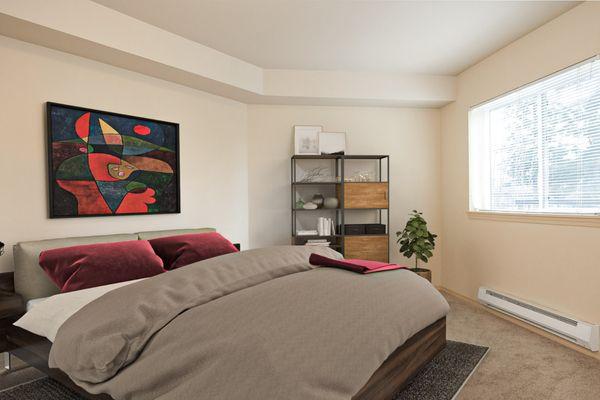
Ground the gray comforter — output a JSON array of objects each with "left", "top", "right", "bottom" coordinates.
[{"left": 49, "top": 246, "right": 449, "bottom": 400}]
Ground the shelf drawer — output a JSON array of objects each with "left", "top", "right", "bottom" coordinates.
[
  {"left": 344, "top": 235, "right": 389, "bottom": 262},
  {"left": 343, "top": 183, "right": 388, "bottom": 208}
]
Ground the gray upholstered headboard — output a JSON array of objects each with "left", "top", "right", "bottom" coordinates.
[
  {"left": 13, "top": 228, "right": 215, "bottom": 302},
  {"left": 136, "top": 228, "right": 214, "bottom": 240}
]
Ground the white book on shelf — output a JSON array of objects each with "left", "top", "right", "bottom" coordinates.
[
  {"left": 315, "top": 218, "right": 334, "bottom": 237},
  {"left": 297, "top": 230, "right": 318, "bottom": 236}
]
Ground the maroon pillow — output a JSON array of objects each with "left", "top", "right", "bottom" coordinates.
[
  {"left": 39, "top": 240, "right": 165, "bottom": 293},
  {"left": 149, "top": 232, "right": 239, "bottom": 270}
]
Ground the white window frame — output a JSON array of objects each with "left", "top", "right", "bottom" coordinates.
[{"left": 467, "top": 55, "right": 600, "bottom": 227}]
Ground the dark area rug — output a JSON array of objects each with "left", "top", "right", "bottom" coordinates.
[
  {"left": 0, "top": 341, "right": 488, "bottom": 400},
  {"left": 394, "top": 340, "right": 489, "bottom": 400},
  {"left": 0, "top": 378, "right": 82, "bottom": 400}
]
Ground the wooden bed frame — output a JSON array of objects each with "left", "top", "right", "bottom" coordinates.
[
  {"left": 353, "top": 317, "right": 446, "bottom": 400},
  {"left": 3, "top": 271, "right": 446, "bottom": 400},
  {"left": 6, "top": 318, "right": 446, "bottom": 400}
]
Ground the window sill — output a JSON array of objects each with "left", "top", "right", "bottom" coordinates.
[{"left": 466, "top": 211, "right": 600, "bottom": 228}]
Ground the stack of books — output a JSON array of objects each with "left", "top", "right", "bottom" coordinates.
[
  {"left": 304, "top": 239, "right": 331, "bottom": 247},
  {"left": 317, "top": 217, "right": 335, "bottom": 236}
]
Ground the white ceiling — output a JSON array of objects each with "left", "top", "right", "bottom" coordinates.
[{"left": 92, "top": 0, "right": 577, "bottom": 75}]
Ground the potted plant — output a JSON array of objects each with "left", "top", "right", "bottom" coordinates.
[{"left": 396, "top": 210, "right": 437, "bottom": 282}]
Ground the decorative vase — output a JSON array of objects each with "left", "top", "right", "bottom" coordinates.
[
  {"left": 323, "top": 197, "right": 339, "bottom": 209},
  {"left": 312, "top": 194, "right": 324, "bottom": 208}
]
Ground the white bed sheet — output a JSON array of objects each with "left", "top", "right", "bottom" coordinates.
[
  {"left": 26, "top": 297, "right": 48, "bottom": 311},
  {"left": 14, "top": 279, "right": 144, "bottom": 342}
]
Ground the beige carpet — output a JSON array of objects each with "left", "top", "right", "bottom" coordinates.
[
  {"left": 2, "top": 293, "right": 599, "bottom": 399},
  {"left": 0, "top": 355, "right": 44, "bottom": 390},
  {"left": 444, "top": 291, "right": 600, "bottom": 399}
]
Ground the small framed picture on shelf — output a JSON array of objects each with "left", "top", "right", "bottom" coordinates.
[
  {"left": 294, "top": 125, "right": 322, "bottom": 155},
  {"left": 319, "top": 132, "right": 346, "bottom": 155}
]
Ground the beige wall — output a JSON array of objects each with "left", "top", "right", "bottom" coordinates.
[
  {"left": 0, "top": 35, "right": 249, "bottom": 272},
  {"left": 247, "top": 105, "right": 443, "bottom": 284},
  {"left": 0, "top": 33, "right": 443, "bottom": 279},
  {"left": 441, "top": 2, "right": 600, "bottom": 323}
]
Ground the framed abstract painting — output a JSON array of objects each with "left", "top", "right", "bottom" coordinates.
[{"left": 46, "top": 102, "right": 180, "bottom": 218}]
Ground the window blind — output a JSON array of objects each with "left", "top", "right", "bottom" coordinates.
[{"left": 469, "top": 56, "right": 600, "bottom": 214}]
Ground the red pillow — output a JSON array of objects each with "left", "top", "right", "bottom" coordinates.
[
  {"left": 39, "top": 240, "right": 165, "bottom": 293},
  {"left": 149, "top": 232, "right": 239, "bottom": 270}
]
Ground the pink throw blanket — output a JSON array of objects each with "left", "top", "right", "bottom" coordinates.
[{"left": 309, "top": 253, "right": 407, "bottom": 274}]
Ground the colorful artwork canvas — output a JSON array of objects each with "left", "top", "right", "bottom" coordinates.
[{"left": 47, "top": 103, "right": 180, "bottom": 218}]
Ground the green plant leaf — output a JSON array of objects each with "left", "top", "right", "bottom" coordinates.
[{"left": 396, "top": 210, "right": 437, "bottom": 264}]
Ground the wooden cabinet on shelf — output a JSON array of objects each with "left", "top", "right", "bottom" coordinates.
[
  {"left": 344, "top": 235, "right": 389, "bottom": 263},
  {"left": 343, "top": 183, "right": 388, "bottom": 209}
]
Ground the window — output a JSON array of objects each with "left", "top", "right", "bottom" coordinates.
[{"left": 469, "top": 56, "right": 600, "bottom": 215}]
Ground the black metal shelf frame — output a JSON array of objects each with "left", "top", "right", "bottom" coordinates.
[{"left": 291, "top": 155, "right": 390, "bottom": 256}]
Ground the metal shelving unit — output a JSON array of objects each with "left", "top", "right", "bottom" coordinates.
[{"left": 291, "top": 155, "right": 390, "bottom": 260}]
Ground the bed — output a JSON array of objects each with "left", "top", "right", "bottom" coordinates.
[{"left": 6, "top": 228, "right": 449, "bottom": 400}]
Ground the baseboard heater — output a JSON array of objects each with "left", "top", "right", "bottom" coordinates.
[{"left": 478, "top": 287, "right": 599, "bottom": 352}]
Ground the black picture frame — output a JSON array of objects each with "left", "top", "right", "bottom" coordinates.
[{"left": 46, "top": 102, "right": 181, "bottom": 218}]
